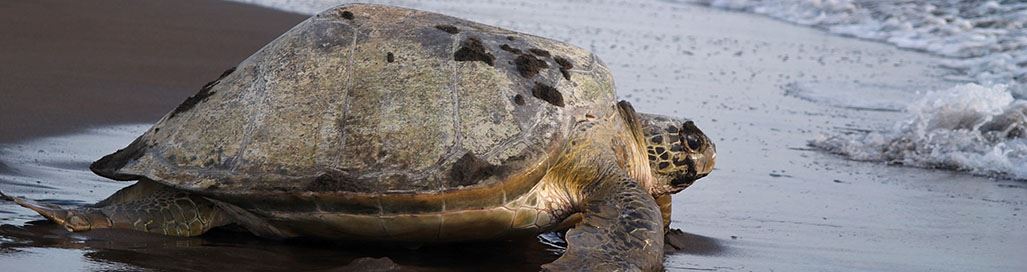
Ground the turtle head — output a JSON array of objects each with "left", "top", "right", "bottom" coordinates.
[{"left": 638, "top": 114, "right": 716, "bottom": 194}]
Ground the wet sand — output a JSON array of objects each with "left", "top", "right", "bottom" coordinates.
[
  {"left": 0, "top": 0, "right": 305, "bottom": 143},
  {"left": 2, "top": 0, "right": 1026, "bottom": 271}
]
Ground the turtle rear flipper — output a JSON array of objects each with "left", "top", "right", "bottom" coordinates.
[
  {"left": 542, "top": 173, "right": 665, "bottom": 271},
  {"left": 4, "top": 179, "right": 229, "bottom": 236}
]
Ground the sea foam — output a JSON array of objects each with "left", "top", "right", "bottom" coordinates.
[
  {"left": 692, "top": 0, "right": 1027, "bottom": 178},
  {"left": 811, "top": 83, "right": 1027, "bottom": 179},
  {"left": 693, "top": 0, "right": 1026, "bottom": 95}
]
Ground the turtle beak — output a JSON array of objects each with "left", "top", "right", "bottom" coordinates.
[{"left": 696, "top": 139, "right": 715, "bottom": 177}]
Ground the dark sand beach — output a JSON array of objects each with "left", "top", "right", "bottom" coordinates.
[
  {"left": 1, "top": 0, "right": 1025, "bottom": 271},
  {"left": 0, "top": 0, "right": 305, "bottom": 143}
]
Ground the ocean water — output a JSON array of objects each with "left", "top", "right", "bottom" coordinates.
[
  {"left": 690, "top": 0, "right": 1027, "bottom": 179},
  {"left": 812, "top": 83, "right": 1027, "bottom": 179},
  {"left": 0, "top": 125, "right": 147, "bottom": 214},
  {"left": 692, "top": 0, "right": 1026, "bottom": 93}
]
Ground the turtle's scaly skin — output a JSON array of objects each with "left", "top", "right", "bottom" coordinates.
[{"left": 6, "top": 4, "right": 718, "bottom": 271}]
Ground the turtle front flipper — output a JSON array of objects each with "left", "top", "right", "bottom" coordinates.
[
  {"left": 3, "top": 179, "right": 229, "bottom": 236},
  {"left": 542, "top": 173, "right": 664, "bottom": 272}
]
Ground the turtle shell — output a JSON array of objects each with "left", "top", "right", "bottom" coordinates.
[{"left": 90, "top": 4, "right": 617, "bottom": 197}]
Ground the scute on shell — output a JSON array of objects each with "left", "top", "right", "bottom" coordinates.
[{"left": 91, "top": 4, "right": 618, "bottom": 196}]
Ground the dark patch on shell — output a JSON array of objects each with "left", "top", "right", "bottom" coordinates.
[
  {"left": 506, "top": 36, "right": 515, "bottom": 41},
  {"left": 554, "top": 57, "right": 573, "bottom": 69},
  {"left": 531, "top": 83, "right": 564, "bottom": 107},
  {"left": 453, "top": 37, "right": 495, "bottom": 66},
  {"left": 90, "top": 136, "right": 149, "bottom": 181},
  {"left": 449, "top": 153, "right": 498, "bottom": 187},
  {"left": 528, "top": 48, "right": 551, "bottom": 57},
  {"left": 558, "top": 69, "right": 572, "bottom": 80},
  {"left": 307, "top": 172, "right": 375, "bottom": 193},
  {"left": 554, "top": 56, "right": 574, "bottom": 80},
  {"left": 386, "top": 52, "right": 395, "bottom": 63},
  {"left": 515, "top": 54, "right": 548, "bottom": 78},
  {"left": 340, "top": 11, "right": 354, "bottom": 20},
  {"left": 435, "top": 24, "right": 459, "bottom": 34},
  {"left": 499, "top": 44, "right": 521, "bottom": 54},
  {"left": 169, "top": 67, "right": 235, "bottom": 119},
  {"left": 513, "top": 94, "right": 525, "bottom": 105},
  {"left": 658, "top": 162, "right": 670, "bottom": 170}
]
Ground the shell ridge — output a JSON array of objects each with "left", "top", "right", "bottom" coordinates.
[
  {"left": 229, "top": 41, "right": 308, "bottom": 175},
  {"left": 564, "top": 55, "right": 597, "bottom": 74},
  {"left": 441, "top": 25, "right": 466, "bottom": 190},
  {"left": 229, "top": 56, "right": 276, "bottom": 173},
  {"left": 584, "top": 53, "right": 599, "bottom": 73},
  {"left": 315, "top": 20, "right": 359, "bottom": 171},
  {"left": 329, "top": 20, "right": 364, "bottom": 170},
  {"left": 368, "top": 0, "right": 419, "bottom": 174}
]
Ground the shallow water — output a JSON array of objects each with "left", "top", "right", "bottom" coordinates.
[
  {"left": 692, "top": 0, "right": 1027, "bottom": 94},
  {"left": 0, "top": 220, "right": 562, "bottom": 271},
  {"left": 3, "top": 0, "right": 1027, "bottom": 271},
  {"left": 692, "top": 0, "right": 1027, "bottom": 179}
]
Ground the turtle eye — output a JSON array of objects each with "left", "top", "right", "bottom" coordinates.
[{"left": 685, "top": 134, "right": 701, "bottom": 151}]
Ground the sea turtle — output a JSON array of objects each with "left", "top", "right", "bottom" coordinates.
[{"left": 2, "top": 4, "right": 715, "bottom": 271}]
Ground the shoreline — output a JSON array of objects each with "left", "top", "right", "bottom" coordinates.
[{"left": 1, "top": 0, "right": 1025, "bottom": 271}]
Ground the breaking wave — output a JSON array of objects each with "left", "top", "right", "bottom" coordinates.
[
  {"left": 811, "top": 83, "right": 1027, "bottom": 179},
  {"left": 690, "top": 0, "right": 1027, "bottom": 178}
]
